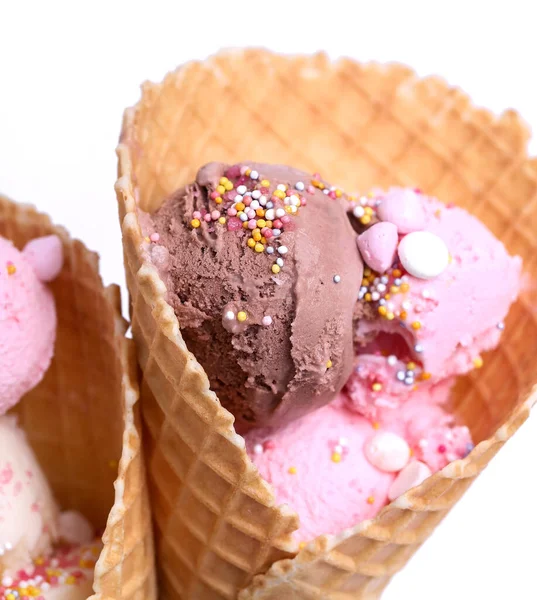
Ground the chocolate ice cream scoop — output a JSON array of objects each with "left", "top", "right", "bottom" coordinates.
[{"left": 147, "top": 162, "right": 363, "bottom": 430}]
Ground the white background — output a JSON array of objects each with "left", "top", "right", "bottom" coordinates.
[{"left": 1, "top": 2, "right": 536, "bottom": 598}]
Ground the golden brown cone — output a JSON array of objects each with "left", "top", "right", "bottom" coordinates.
[
  {"left": 116, "top": 49, "right": 537, "bottom": 599},
  {"left": 0, "top": 196, "right": 157, "bottom": 600}
]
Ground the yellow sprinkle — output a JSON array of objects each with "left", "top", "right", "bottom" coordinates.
[
  {"left": 247, "top": 238, "right": 256, "bottom": 248},
  {"left": 331, "top": 452, "right": 342, "bottom": 463},
  {"left": 378, "top": 306, "right": 387, "bottom": 316},
  {"left": 473, "top": 356, "right": 484, "bottom": 369},
  {"left": 390, "top": 285, "right": 400, "bottom": 294},
  {"left": 6, "top": 594, "right": 15, "bottom": 600},
  {"left": 434, "top": 209, "right": 442, "bottom": 218},
  {"left": 265, "top": 220, "right": 273, "bottom": 228},
  {"left": 271, "top": 264, "right": 281, "bottom": 274},
  {"left": 35, "top": 557, "right": 44, "bottom": 565},
  {"left": 372, "top": 422, "right": 380, "bottom": 430},
  {"left": 299, "top": 541, "right": 307, "bottom": 549},
  {"left": 361, "top": 278, "right": 370, "bottom": 287},
  {"left": 216, "top": 184, "right": 226, "bottom": 195},
  {"left": 367, "top": 191, "right": 375, "bottom": 198},
  {"left": 224, "top": 180, "right": 233, "bottom": 191},
  {"left": 253, "top": 231, "right": 262, "bottom": 242},
  {"left": 364, "top": 267, "right": 372, "bottom": 277},
  {"left": 407, "top": 362, "right": 416, "bottom": 370},
  {"left": 274, "top": 189, "right": 286, "bottom": 199},
  {"left": 190, "top": 218, "right": 201, "bottom": 228},
  {"left": 237, "top": 311, "right": 247, "bottom": 322},
  {"left": 257, "top": 219, "right": 267, "bottom": 228},
  {"left": 364, "top": 206, "right": 374, "bottom": 215},
  {"left": 448, "top": 254, "right": 453, "bottom": 264},
  {"left": 326, "top": 359, "right": 333, "bottom": 369},
  {"left": 6, "top": 264, "right": 16, "bottom": 276},
  {"left": 412, "top": 385, "right": 419, "bottom": 391},
  {"left": 219, "top": 177, "right": 228, "bottom": 184},
  {"left": 360, "top": 215, "right": 371, "bottom": 225},
  {"left": 384, "top": 293, "right": 391, "bottom": 300},
  {"left": 254, "top": 243, "right": 264, "bottom": 253},
  {"left": 367, "top": 496, "right": 375, "bottom": 505},
  {"left": 372, "top": 382, "right": 382, "bottom": 392},
  {"left": 235, "top": 202, "right": 245, "bottom": 211},
  {"left": 144, "top": 236, "right": 150, "bottom": 242},
  {"left": 335, "top": 189, "right": 343, "bottom": 198},
  {"left": 364, "top": 293, "right": 372, "bottom": 302},
  {"left": 400, "top": 283, "right": 410, "bottom": 293},
  {"left": 409, "top": 447, "right": 414, "bottom": 457},
  {"left": 66, "top": 575, "right": 77, "bottom": 585},
  {"left": 386, "top": 312, "right": 395, "bottom": 320},
  {"left": 245, "top": 168, "right": 252, "bottom": 176},
  {"left": 411, "top": 321, "right": 421, "bottom": 330},
  {"left": 288, "top": 466, "right": 297, "bottom": 475},
  {"left": 215, "top": 196, "right": 223, "bottom": 204},
  {"left": 218, "top": 217, "right": 226, "bottom": 225},
  {"left": 261, "top": 179, "right": 270, "bottom": 187},
  {"left": 285, "top": 205, "right": 294, "bottom": 213}
]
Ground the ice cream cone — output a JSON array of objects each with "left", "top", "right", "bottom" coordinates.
[
  {"left": 116, "top": 49, "right": 537, "bottom": 599},
  {"left": 0, "top": 196, "right": 157, "bottom": 600}
]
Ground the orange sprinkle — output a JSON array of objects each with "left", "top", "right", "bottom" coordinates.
[
  {"left": 244, "top": 168, "right": 252, "bottom": 176},
  {"left": 235, "top": 202, "right": 245, "bottom": 211},
  {"left": 473, "top": 356, "right": 484, "bottom": 369},
  {"left": 252, "top": 231, "right": 262, "bottom": 242},
  {"left": 256, "top": 209, "right": 265, "bottom": 218},
  {"left": 215, "top": 196, "right": 223, "bottom": 204},
  {"left": 378, "top": 306, "right": 387, "bottom": 316},
  {"left": 400, "top": 310, "right": 408, "bottom": 320},
  {"left": 242, "top": 222, "right": 249, "bottom": 229},
  {"left": 335, "top": 189, "right": 343, "bottom": 198},
  {"left": 400, "top": 283, "right": 410, "bottom": 293},
  {"left": 384, "top": 293, "right": 391, "bottom": 300},
  {"left": 364, "top": 267, "right": 372, "bottom": 277},
  {"left": 392, "top": 269, "right": 402, "bottom": 278},
  {"left": 367, "top": 496, "right": 375, "bottom": 505},
  {"left": 409, "top": 447, "right": 414, "bottom": 457},
  {"left": 420, "top": 372, "right": 432, "bottom": 381},
  {"left": 6, "top": 264, "right": 16, "bottom": 275},
  {"left": 372, "top": 421, "right": 380, "bottom": 430},
  {"left": 365, "top": 293, "right": 372, "bottom": 302},
  {"left": 411, "top": 321, "right": 422, "bottom": 330},
  {"left": 390, "top": 285, "right": 400, "bottom": 294},
  {"left": 288, "top": 466, "right": 297, "bottom": 475}
]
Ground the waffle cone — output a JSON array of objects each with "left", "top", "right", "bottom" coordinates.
[
  {"left": 0, "top": 196, "right": 157, "bottom": 599},
  {"left": 116, "top": 49, "right": 537, "bottom": 599}
]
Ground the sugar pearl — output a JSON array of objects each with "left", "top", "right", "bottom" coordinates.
[{"left": 364, "top": 432, "right": 410, "bottom": 472}]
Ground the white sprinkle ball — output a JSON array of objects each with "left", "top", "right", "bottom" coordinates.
[
  {"left": 253, "top": 443, "right": 264, "bottom": 455},
  {"left": 398, "top": 231, "right": 449, "bottom": 280},
  {"left": 380, "top": 276, "right": 389, "bottom": 284},
  {"left": 289, "top": 195, "right": 300, "bottom": 206},
  {"left": 262, "top": 315, "right": 273, "bottom": 327},
  {"left": 266, "top": 200, "right": 273, "bottom": 208},
  {"left": 266, "top": 247, "right": 275, "bottom": 255},
  {"left": 387, "top": 355, "right": 397, "bottom": 366},
  {"left": 265, "top": 209, "right": 275, "bottom": 221},
  {"left": 295, "top": 181, "right": 305, "bottom": 191},
  {"left": 272, "top": 229, "right": 281, "bottom": 236},
  {"left": 234, "top": 194, "right": 243, "bottom": 203},
  {"left": 421, "top": 289, "right": 431, "bottom": 299},
  {"left": 278, "top": 246, "right": 288, "bottom": 255},
  {"left": 377, "top": 283, "right": 387, "bottom": 293},
  {"left": 333, "top": 274, "right": 341, "bottom": 283},
  {"left": 497, "top": 322, "right": 505, "bottom": 330},
  {"left": 338, "top": 436, "right": 348, "bottom": 446},
  {"left": 396, "top": 370, "right": 406, "bottom": 381},
  {"left": 334, "top": 445, "right": 343, "bottom": 454},
  {"left": 402, "top": 300, "right": 412, "bottom": 310},
  {"left": 275, "top": 208, "right": 286, "bottom": 218},
  {"left": 250, "top": 170, "right": 259, "bottom": 180},
  {"left": 224, "top": 311, "right": 235, "bottom": 321},
  {"left": 353, "top": 206, "right": 365, "bottom": 218},
  {"left": 276, "top": 258, "right": 284, "bottom": 267},
  {"left": 252, "top": 190, "right": 261, "bottom": 199},
  {"left": 236, "top": 185, "right": 247, "bottom": 195},
  {"left": 371, "top": 291, "right": 380, "bottom": 301},
  {"left": 277, "top": 184, "right": 287, "bottom": 191},
  {"left": 250, "top": 200, "right": 260, "bottom": 210},
  {"left": 414, "top": 344, "right": 424, "bottom": 353}
]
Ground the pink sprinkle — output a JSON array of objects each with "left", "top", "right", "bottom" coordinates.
[
  {"left": 226, "top": 165, "right": 241, "bottom": 179},
  {"left": 300, "top": 197, "right": 307, "bottom": 206},
  {"left": 313, "top": 172, "right": 321, "bottom": 179},
  {"left": 150, "top": 233, "right": 160, "bottom": 242},
  {"left": 329, "top": 191, "right": 337, "bottom": 199},
  {"left": 264, "top": 230, "right": 273, "bottom": 239},
  {"left": 192, "top": 211, "right": 202, "bottom": 220},
  {"left": 228, "top": 207, "right": 238, "bottom": 217},
  {"left": 243, "top": 197, "right": 252, "bottom": 206},
  {"left": 248, "top": 219, "right": 257, "bottom": 229},
  {"left": 210, "top": 191, "right": 219, "bottom": 200},
  {"left": 307, "top": 185, "right": 315, "bottom": 194},
  {"left": 240, "top": 166, "right": 248, "bottom": 175},
  {"left": 281, "top": 215, "right": 291, "bottom": 224},
  {"left": 437, "top": 444, "right": 447, "bottom": 454},
  {"left": 446, "top": 203, "right": 455, "bottom": 209},
  {"left": 262, "top": 315, "right": 273, "bottom": 326},
  {"left": 204, "top": 213, "right": 212, "bottom": 222},
  {"left": 211, "top": 210, "right": 220, "bottom": 220},
  {"left": 247, "top": 209, "right": 256, "bottom": 219},
  {"left": 227, "top": 218, "right": 242, "bottom": 232},
  {"left": 272, "top": 219, "right": 283, "bottom": 229},
  {"left": 264, "top": 440, "right": 276, "bottom": 450}
]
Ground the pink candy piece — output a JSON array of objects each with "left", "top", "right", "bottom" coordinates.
[
  {"left": 388, "top": 460, "right": 431, "bottom": 501},
  {"left": 225, "top": 165, "right": 241, "bottom": 179},
  {"left": 281, "top": 215, "right": 291, "bottom": 224},
  {"left": 248, "top": 220, "right": 257, "bottom": 229},
  {"left": 150, "top": 233, "right": 160, "bottom": 242},
  {"left": 192, "top": 211, "right": 202, "bottom": 219},
  {"left": 272, "top": 219, "right": 283, "bottom": 229},
  {"left": 210, "top": 191, "right": 219, "bottom": 200},
  {"left": 22, "top": 235, "right": 64, "bottom": 282},
  {"left": 356, "top": 222, "right": 398, "bottom": 273},
  {"left": 204, "top": 213, "right": 212, "bottom": 222},
  {"left": 377, "top": 188, "right": 425, "bottom": 233},
  {"left": 211, "top": 210, "right": 220, "bottom": 220},
  {"left": 227, "top": 217, "right": 242, "bottom": 231},
  {"left": 228, "top": 207, "right": 237, "bottom": 217}
]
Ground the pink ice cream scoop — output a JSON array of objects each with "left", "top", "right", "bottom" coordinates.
[
  {"left": 0, "top": 235, "right": 63, "bottom": 414},
  {"left": 348, "top": 188, "right": 522, "bottom": 418}
]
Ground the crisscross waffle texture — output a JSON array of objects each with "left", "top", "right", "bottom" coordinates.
[
  {"left": 116, "top": 49, "right": 537, "bottom": 599},
  {"left": 0, "top": 196, "right": 157, "bottom": 600}
]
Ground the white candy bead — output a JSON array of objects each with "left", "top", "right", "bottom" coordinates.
[
  {"left": 364, "top": 432, "right": 410, "bottom": 473},
  {"left": 398, "top": 231, "right": 449, "bottom": 280},
  {"left": 388, "top": 460, "right": 432, "bottom": 501}
]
